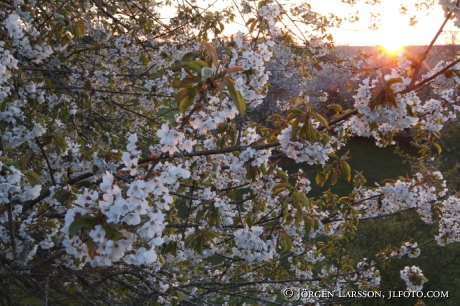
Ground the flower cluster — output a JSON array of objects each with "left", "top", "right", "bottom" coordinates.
[
  {"left": 351, "top": 259, "right": 381, "bottom": 290},
  {"left": 232, "top": 226, "right": 276, "bottom": 262},
  {"left": 354, "top": 172, "right": 447, "bottom": 224},
  {"left": 400, "top": 266, "right": 427, "bottom": 291},
  {"left": 278, "top": 126, "right": 333, "bottom": 164},
  {"left": 398, "top": 242, "right": 421, "bottom": 259}
]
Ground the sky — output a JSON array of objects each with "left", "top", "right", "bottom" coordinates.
[
  {"left": 308, "top": 0, "right": 452, "bottom": 47},
  {"left": 162, "top": 0, "right": 458, "bottom": 47}
]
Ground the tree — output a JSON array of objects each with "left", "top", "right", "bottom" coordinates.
[{"left": 1, "top": 0, "right": 460, "bottom": 305}]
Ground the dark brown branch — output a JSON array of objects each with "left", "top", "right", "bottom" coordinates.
[
  {"left": 181, "top": 142, "right": 281, "bottom": 157},
  {"left": 36, "top": 139, "right": 56, "bottom": 186},
  {"left": 38, "top": 86, "right": 173, "bottom": 97},
  {"left": 398, "top": 57, "right": 460, "bottom": 95},
  {"left": 318, "top": 109, "right": 359, "bottom": 131},
  {"left": 0, "top": 134, "right": 5, "bottom": 156},
  {"left": 183, "top": 182, "right": 195, "bottom": 241},
  {"left": 21, "top": 67, "right": 154, "bottom": 78},
  {"left": 322, "top": 207, "right": 415, "bottom": 224},
  {"left": 217, "top": 183, "right": 250, "bottom": 192},
  {"left": 21, "top": 172, "right": 94, "bottom": 212},
  {"left": 169, "top": 191, "right": 204, "bottom": 201},
  {"left": 110, "top": 100, "right": 160, "bottom": 124},
  {"left": 25, "top": 250, "right": 66, "bottom": 270},
  {"left": 408, "top": 11, "right": 453, "bottom": 89},
  {"left": 6, "top": 203, "right": 18, "bottom": 261}
]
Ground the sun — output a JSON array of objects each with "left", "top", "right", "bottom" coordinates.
[
  {"left": 377, "top": 43, "right": 404, "bottom": 57},
  {"left": 382, "top": 42, "right": 404, "bottom": 54},
  {"left": 378, "top": 35, "right": 406, "bottom": 55}
]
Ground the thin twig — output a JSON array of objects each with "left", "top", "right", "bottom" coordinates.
[
  {"left": 183, "top": 181, "right": 195, "bottom": 241},
  {"left": 6, "top": 203, "right": 18, "bottom": 261},
  {"left": 36, "top": 139, "right": 56, "bottom": 186}
]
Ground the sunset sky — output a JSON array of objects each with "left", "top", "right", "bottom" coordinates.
[
  {"left": 162, "top": 0, "right": 457, "bottom": 47},
  {"left": 308, "top": 0, "right": 452, "bottom": 47}
]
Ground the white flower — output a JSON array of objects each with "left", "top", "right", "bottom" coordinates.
[
  {"left": 127, "top": 180, "right": 145, "bottom": 198},
  {"left": 89, "top": 225, "right": 106, "bottom": 244},
  {"left": 179, "top": 138, "right": 196, "bottom": 153},
  {"left": 126, "top": 133, "right": 141, "bottom": 154}
]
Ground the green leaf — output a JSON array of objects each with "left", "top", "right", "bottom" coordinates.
[
  {"left": 245, "top": 18, "right": 256, "bottom": 26},
  {"left": 339, "top": 161, "right": 351, "bottom": 182},
  {"left": 315, "top": 171, "right": 326, "bottom": 186},
  {"left": 225, "top": 77, "right": 246, "bottom": 115},
  {"left": 277, "top": 169, "right": 288, "bottom": 183},
  {"left": 87, "top": 238, "right": 96, "bottom": 259},
  {"left": 68, "top": 215, "right": 97, "bottom": 238},
  {"left": 0, "top": 99, "right": 8, "bottom": 112},
  {"left": 282, "top": 232, "right": 292, "bottom": 252},
  {"left": 385, "top": 77, "right": 403, "bottom": 87},
  {"left": 287, "top": 108, "right": 303, "bottom": 115},
  {"left": 149, "top": 72, "right": 162, "bottom": 80},
  {"left": 432, "top": 142, "right": 442, "bottom": 155},
  {"left": 179, "top": 96, "right": 192, "bottom": 114},
  {"left": 179, "top": 62, "right": 202, "bottom": 73},
  {"left": 175, "top": 88, "right": 189, "bottom": 103},
  {"left": 292, "top": 191, "right": 301, "bottom": 209},
  {"left": 193, "top": 60, "right": 209, "bottom": 68},
  {"left": 180, "top": 51, "right": 198, "bottom": 63},
  {"left": 25, "top": 170, "right": 40, "bottom": 186},
  {"left": 55, "top": 135, "right": 67, "bottom": 150},
  {"left": 103, "top": 224, "right": 126, "bottom": 241},
  {"left": 180, "top": 88, "right": 197, "bottom": 113},
  {"left": 315, "top": 113, "right": 329, "bottom": 129},
  {"left": 300, "top": 194, "right": 309, "bottom": 207},
  {"left": 249, "top": 19, "right": 258, "bottom": 33},
  {"left": 268, "top": 113, "right": 284, "bottom": 120},
  {"left": 184, "top": 233, "right": 196, "bottom": 246}
]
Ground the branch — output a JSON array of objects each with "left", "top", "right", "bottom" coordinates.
[
  {"left": 6, "top": 203, "right": 18, "bottom": 261},
  {"left": 38, "top": 86, "right": 173, "bottom": 97},
  {"left": 181, "top": 142, "right": 280, "bottom": 157},
  {"left": 169, "top": 191, "right": 205, "bottom": 202},
  {"left": 36, "top": 139, "right": 56, "bottom": 186},
  {"left": 110, "top": 100, "right": 160, "bottom": 124},
  {"left": 21, "top": 66, "right": 156, "bottom": 78},
  {"left": 318, "top": 109, "right": 359, "bottom": 131},
  {"left": 0, "top": 134, "right": 5, "bottom": 156},
  {"left": 408, "top": 11, "right": 453, "bottom": 89},
  {"left": 25, "top": 249, "right": 66, "bottom": 270},
  {"left": 91, "top": 0, "right": 131, "bottom": 31},
  {"left": 183, "top": 182, "right": 195, "bottom": 241},
  {"left": 21, "top": 172, "right": 94, "bottom": 213},
  {"left": 398, "top": 56, "right": 460, "bottom": 95},
  {"left": 322, "top": 207, "right": 416, "bottom": 224}
]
